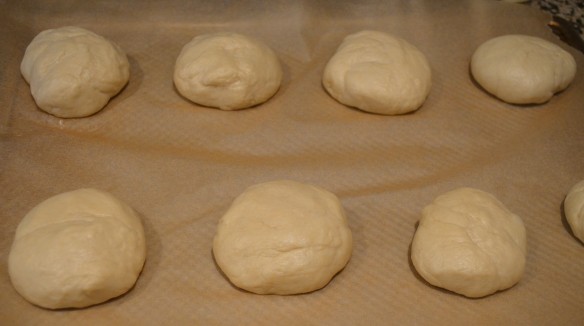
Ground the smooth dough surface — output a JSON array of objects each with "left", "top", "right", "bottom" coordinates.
[
  {"left": 20, "top": 26, "right": 130, "bottom": 118},
  {"left": 470, "top": 34, "right": 576, "bottom": 104},
  {"left": 411, "top": 188, "right": 526, "bottom": 298},
  {"left": 213, "top": 180, "right": 353, "bottom": 295},
  {"left": 322, "top": 30, "right": 432, "bottom": 115},
  {"left": 8, "top": 189, "right": 146, "bottom": 309},
  {"left": 565, "top": 179, "right": 584, "bottom": 243},
  {"left": 174, "top": 32, "right": 282, "bottom": 110}
]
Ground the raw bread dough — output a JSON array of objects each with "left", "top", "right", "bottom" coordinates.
[
  {"left": 213, "top": 180, "right": 353, "bottom": 295},
  {"left": 411, "top": 188, "right": 526, "bottom": 298},
  {"left": 20, "top": 26, "right": 130, "bottom": 118},
  {"left": 565, "top": 179, "right": 584, "bottom": 243},
  {"left": 470, "top": 34, "right": 576, "bottom": 104},
  {"left": 322, "top": 30, "right": 432, "bottom": 115},
  {"left": 8, "top": 189, "right": 146, "bottom": 309},
  {"left": 174, "top": 32, "right": 282, "bottom": 110}
]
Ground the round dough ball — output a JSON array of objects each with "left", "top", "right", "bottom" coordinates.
[
  {"left": 470, "top": 34, "right": 576, "bottom": 104},
  {"left": 322, "top": 30, "right": 432, "bottom": 115},
  {"left": 174, "top": 32, "right": 282, "bottom": 110},
  {"left": 8, "top": 189, "right": 146, "bottom": 309},
  {"left": 20, "top": 26, "right": 130, "bottom": 118},
  {"left": 411, "top": 188, "right": 526, "bottom": 298},
  {"left": 213, "top": 180, "right": 353, "bottom": 295},
  {"left": 565, "top": 179, "right": 584, "bottom": 243}
]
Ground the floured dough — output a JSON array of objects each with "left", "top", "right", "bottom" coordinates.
[
  {"left": 411, "top": 188, "right": 526, "bottom": 298},
  {"left": 8, "top": 189, "right": 146, "bottom": 309},
  {"left": 471, "top": 34, "right": 576, "bottom": 104},
  {"left": 174, "top": 32, "right": 282, "bottom": 110},
  {"left": 322, "top": 30, "right": 432, "bottom": 115},
  {"left": 565, "top": 179, "right": 584, "bottom": 243},
  {"left": 213, "top": 180, "right": 353, "bottom": 295},
  {"left": 20, "top": 26, "right": 130, "bottom": 118}
]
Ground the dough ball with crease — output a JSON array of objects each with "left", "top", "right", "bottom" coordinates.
[
  {"left": 565, "top": 179, "right": 584, "bottom": 243},
  {"left": 174, "top": 32, "right": 282, "bottom": 110},
  {"left": 20, "top": 26, "right": 130, "bottom": 118},
  {"left": 411, "top": 188, "right": 526, "bottom": 298},
  {"left": 470, "top": 34, "right": 576, "bottom": 104},
  {"left": 213, "top": 180, "right": 353, "bottom": 295},
  {"left": 323, "top": 30, "right": 432, "bottom": 115},
  {"left": 8, "top": 189, "right": 146, "bottom": 309}
]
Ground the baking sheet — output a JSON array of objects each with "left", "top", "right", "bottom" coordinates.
[{"left": 1, "top": 0, "right": 583, "bottom": 324}]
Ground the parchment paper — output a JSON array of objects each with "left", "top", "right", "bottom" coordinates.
[{"left": 1, "top": 1, "right": 583, "bottom": 325}]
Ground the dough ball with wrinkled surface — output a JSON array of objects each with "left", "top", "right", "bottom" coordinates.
[
  {"left": 322, "top": 30, "right": 432, "bottom": 115},
  {"left": 20, "top": 26, "right": 130, "bottom": 118},
  {"left": 470, "top": 34, "right": 576, "bottom": 104},
  {"left": 174, "top": 32, "right": 282, "bottom": 110},
  {"left": 411, "top": 188, "right": 526, "bottom": 298},
  {"left": 213, "top": 180, "right": 353, "bottom": 295},
  {"left": 8, "top": 189, "right": 146, "bottom": 309},
  {"left": 565, "top": 179, "right": 584, "bottom": 243}
]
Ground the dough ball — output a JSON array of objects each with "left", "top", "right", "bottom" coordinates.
[
  {"left": 20, "top": 26, "right": 130, "bottom": 118},
  {"left": 322, "top": 30, "right": 432, "bottom": 115},
  {"left": 470, "top": 34, "right": 576, "bottom": 104},
  {"left": 411, "top": 188, "right": 526, "bottom": 298},
  {"left": 174, "top": 32, "right": 282, "bottom": 110},
  {"left": 213, "top": 180, "right": 353, "bottom": 295},
  {"left": 8, "top": 189, "right": 146, "bottom": 309},
  {"left": 565, "top": 179, "right": 584, "bottom": 243}
]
